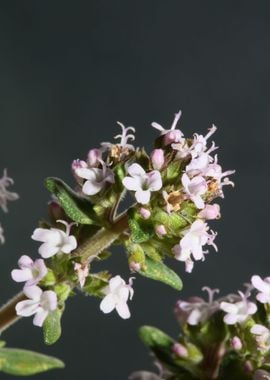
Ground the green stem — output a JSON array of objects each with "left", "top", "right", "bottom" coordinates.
[{"left": 0, "top": 212, "right": 129, "bottom": 334}]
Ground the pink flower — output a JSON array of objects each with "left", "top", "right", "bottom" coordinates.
[
  {"left": 181, "top": 173, "right": 207, "bottom": 209},
  {"left": 11, "top": 255, "right": 47, "bottom": 287},
  {"left": 250, "top": 324, "right": 270, "bottom": 352},
  {"left": 139, "top": 207, "right": 151, "bottom": 219},
  {"left": 220, "top": 291, "right": 257, "bottom": 325},
  {"left": 122, "top": 163, "right": 162, "bottom": 204},
  {"left": 174, "top": 287, "right": 220, "bottom": 325},
  {"left": 100, "top": 275, "right": 134, "bottom": 319},
  {"left": 251, "top": 275, "right": 270, "bottom": 304},
  {"left": 172, "top": 220, "right": 217, "bottom": 273},
  {"left": 15, "top": 286, "right": 57, "bottom": 327},
  {"left": 75, "top": 160, "right": 114, "bottom": 196},
  {"left": 151, "top": 110, "right": 184, "bottom": 145}
]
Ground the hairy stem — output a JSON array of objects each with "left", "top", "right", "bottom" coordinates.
[{"left": 0, "top": 211, "right": 129, "bottom": 334}]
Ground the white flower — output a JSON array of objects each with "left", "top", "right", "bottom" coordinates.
[
  {"left": 220, "top": 291, "right": 257, "bottom": 325},
  {"left": 181, "top": 173, "right": 207, "bottom": 209},
  {"left": 172, "top": 220, "right": 217, "bottom": 273},
  {"left": 185, "top": 153, "right": 212, "bottom": 176},
  {"left": 101, "top": 122, "right": 136, "bottom": 151},
  {"left": 251, "top": 275, "right": 270, "bottom": 304},
  {"left": 11, "top": 255, "right": 47, "bottom": 287},
  {"left": 100, "top": 275, "right": 134, "bottom": 319},
  {"left": 250, "top": 324, "right": 270, "bottom": 352},
  {"left": 122, "top": 163, "right": 162, "bottom": 204},
  {"left": 75, "top": 160, "right": 114, "bottom": 196},
  {"left": 31, "top": 220, "right": 77, "bottom": 258},
  {"left": 175, "top": 287, "right": 220, "bottom": 325},
  {"left": 151, "top": 110, "right": 184, "bottom": 145},
  {"left": 15, "top": 285, "right": 57, "bottom": 327},
  {"left": 0, "top": 169, "right": 19, "bottom": 213}
]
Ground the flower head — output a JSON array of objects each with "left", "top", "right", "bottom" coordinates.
[
  {"left": 251, "top": 275, "right": 270, "bottom": 304},
  {"left": 100, "top": 275, "right": 134, "bottom": 319},
  {"left": 122, "top": 163, "right": 162, "bottom": 204},
  {"left": 15, "top": 285, "right": 57, "bottom": 327},
  {"left": 172, "top": 220, "right": 217, "bottom": 273},
  {"left": 31, "top": 220, "right": 77, "bottom": 258},
  {"left": 11, "top": 255, "right": 47, "bottom": 287}
]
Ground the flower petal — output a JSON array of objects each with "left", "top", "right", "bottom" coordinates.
[
  {"left": 100, "top": 294, "right": 115, "bottom": 314},
  {"left": 135, "top": 190, "right": 150, "bottom": 204},
  {"left": 128, "top": 163, "right": 145, "bottom": 177},
  {"left": 11, "top": 268, "right": 32, "bottom": 283},
  {"left": 33, "top": 308, "right": 48, "bottom": 327},
  {"left": 116, "top": 301, "right": 131, "bottom": 319}
]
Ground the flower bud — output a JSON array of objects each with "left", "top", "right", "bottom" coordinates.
[
  {"left": 139, "top": 207, "right": 151, "bottom": 219},
  {"left": 88, "top": 149, "right": 102, "bottom": 167},
  {"left": 150, "top": 149, "right": 165, "bottom": 170},
  {"left": 129, "top": 261, "right": 141, "bottom": 272},
  {"left": 230, "top": 336, "right": 242, "bottom": 350},
  {"left": 172, "top": 343, "right": 188, "bottom": 358},
  {"left": 155, "top": 224, "right": 166, "bottom": 236},
  {"left": 164, "top": 130, "right": 182, "bottom": 145},
  {"left": 198, "top": 204, "right": 220, "bottom": 220}
]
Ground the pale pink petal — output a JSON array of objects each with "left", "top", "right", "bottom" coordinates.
[
  {"left": 31, "top": 228, "right": 60, "bottom": 245},
  {"left": 75, "top": 168, "right": 96, "bottom": 180},
  {"left": 187, "top": 309, "right": 201, "bottom": 325},
  {"left": 257, "top": 293, "right": 270, "bottom": 304},
  {"left": 33, "top": 259, "right": 48, "bottom": 280},
  {"left": 16, "top": 300, "right": 39, "bottom": 317},
  {"left": 11, "top": 268, "right": 32, "bottom": 283},
  {"left": 128, "top": 163, "right": 145, "bottom": 177},
  {"left": 220, "top": 302, "right": 238, "bottom": 314},
  {"left": 135, "top": 190, "right": 151, "bottom": 204},
  {"left": 252, "top": 275, "right": 270, "bottom": 293},
  {"left": 251, "top": 324, "right": 269, "bottom": 335},
  {"left": 118, "top": 286, "right": 129, "bottom": 303},
  {"left": 116, "top": 301, "right": 131, "bottom": 319},
  {"left": 18, "top": 255, "right": 33, "bottom": 268},
  {"left": 24, "top": 285, "right": 42, "bottom": 301},
  {"left": 41, "top": 291, "right": 57, "bottom": 311},
  {"left": 181, "top": 173, "right": 190, "bottom": 191},
  {"left": 109, "top": 275, "right": 124, "bottom": 292},
  {"left": 192, "top": 195, "right": 204, "bottom": 209},
  {"left": 147, "top": 171, "right": 162, "bottom": 191},
  {"left": 33, "top": 308, "right": 48, "bottom": 327},
  {"left": 82, "top": 180, "right": 103, "bottom": 195},
  {"left": 38, "top": 243, "right": 59, "bottom": 258},
  {"left": 247, "top": 302, "right": 257, "bottom": 315},
  {"left": 122, "top": 177, "right": 141, "bottom": 191},
  {"left": 100, "top": 294, "right": 115, "bottom": 314},
  {"left": 224, "top": 313, "right": 238, "bottom": 325}
]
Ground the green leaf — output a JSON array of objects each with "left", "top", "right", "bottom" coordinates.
[
  {"left": 45, "top": 177, "right": 99, "bottom": 225},
  {"left": 128, "top": 209, "right": 153, "bottom": 244},
  {"left": 43, "top": 309, "right": 62, "bottom": 345},
  {"left": 0, "top": 348, "right": 64, "bottom": 376},
  {"left": 162, "top": 160, "right": 182, "bottom": 184},
  {"left": 139, "top": 326, "right": 174, "bottom": 349},
  {"left": 139, "top": 257, "right": 182, "bottom": 290}
]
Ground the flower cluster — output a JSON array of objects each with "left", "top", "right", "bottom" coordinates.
[
  {"left": 0, "top": 169, "right": 19, "bottom": 244},
  {"left": 11, "top": 111, "right": 233, "bottom": 333},
  {"left": 132, "top": 275, "right": 270, "bottom": 380}
]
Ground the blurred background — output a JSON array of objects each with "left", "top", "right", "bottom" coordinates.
[{"left": 0, "top": 1, "right": 269, "bottom": 379}]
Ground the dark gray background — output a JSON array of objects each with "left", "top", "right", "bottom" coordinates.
[{"left": 0, "top": 1, "right": 269, "bottom": 379}]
